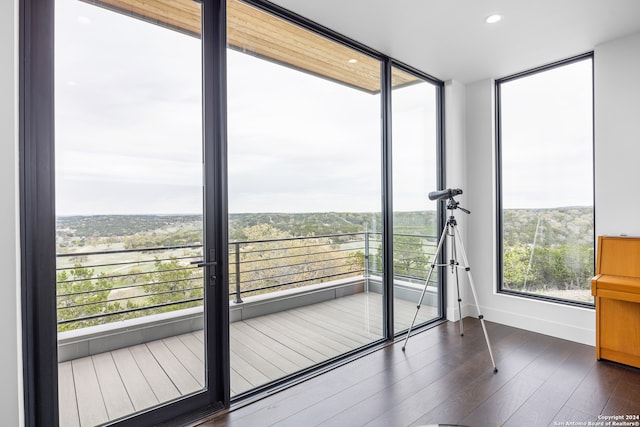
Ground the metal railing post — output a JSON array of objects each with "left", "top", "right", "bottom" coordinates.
[
  {"left": 364, "top": 231, "right": 370, "bottom": 292},
  {"left": 234, "top": 242, "right": 243, "bottom": 303}
]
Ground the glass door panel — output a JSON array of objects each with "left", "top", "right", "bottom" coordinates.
[
  {"left": 54, "top": 0, "right": 205, "bottom": 424},
  {"left": 226, "top": 0, "right": 383, "bottom": 396},
  {"left": 391, "top": 68, "right": 441, "bottom": 333}
]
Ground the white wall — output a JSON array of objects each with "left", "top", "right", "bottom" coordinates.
[
  {"left": 458, "top": 31, "right": 640, "bottom": 346},
  {"left": 443, "top": 79, "right": 471, "bottom": 322},
  {"left": 594, "top": 32, "right": 640, "bottom": 237},
  {"left": 0, "top": 0, "right": 23, "bottom": 425}
]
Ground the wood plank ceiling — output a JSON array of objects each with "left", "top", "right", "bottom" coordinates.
[{"left": 82, "top": 0, "right": 419, "bottom": 93}]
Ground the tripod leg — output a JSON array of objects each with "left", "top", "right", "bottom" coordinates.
[
  {"left": 452, "top": 224, "right": 498, "bottom": 373},
  {"left": 402, "top": 223, "right": 448, "bottom": 352},
  {"left": 450, "top": 231, "right": 464, "bottom": 336}
]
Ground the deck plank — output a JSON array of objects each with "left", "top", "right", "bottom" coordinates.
[
  {"left": 243, "top": 317, "right": 328, "bottom": 363},
  {"left": 280, "top": 310, "right": 371, "bottom": 348},
  {"left": 58, "top": 361, "right": 80, "bottom": 427},
  {"left": 230, "top": 347, "right": 272, "bottom": 388},
  {"left": 111, "top": 347, "right": 159, "bottom": 411},
  {"left": 321, "top": 295, "right": 385, "bottom": 330},
  {"left": 128, "top": 343, "right": 181, "bottom": 402},
  {"left": 146, "top": 340, "right": 202, "bottom": 395},
  {"left": 178, "top": 332, "right": 205, "bottom": 362},
  {"left": 261, "top": 310, "right": 353, "bottom": 354},
  {"left": 162, "top": 336, "right": 205, "bottom": 387},
  {"left": 303, "top": 302, "right": 383, "bottom": 340},
  {"left": 285, "top": 305, "right": 377, "bottom": 345},
  {"left": 230, "top": 367, "right": 253, "bottom": 396},
  {"left": 91, "top": 352, "right": 135, "bottom": 420},
  {"left": 230, "top": 335, "right": 287, "bottom": 380},
  {"left": 304, "top": 299, "right": 383, "bottom": 336},
  {"left": 231, "top": 321, "right": 313, "bottom": 371},
  {"left": 71, "top": 357, "right": 109, "bottom": 427}
]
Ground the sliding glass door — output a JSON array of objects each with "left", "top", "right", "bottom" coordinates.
[{"left": 54, "top": 0, "right": 212, "bottom": 424}]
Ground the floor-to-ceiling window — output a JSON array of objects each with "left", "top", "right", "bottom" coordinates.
[
  {"left": 226, "top": 0, "right": 387, "bottom": 396},
  {"left": 224, "top": 0, "right": 444, "bottom": 397},
  {"left": 496, "top": 54, "right": 594, "bottom": 306},
  {"left": 390, "top": 66, "right": 442, "bottom": 333}
]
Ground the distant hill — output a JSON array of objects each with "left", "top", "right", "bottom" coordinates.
[
  {"left": 229, "top": 211, "right": 438, "bottom": 240},
  {"left": 57, "top": 211, "right": 439, "bottom": 250},
  {"left": 57, "top": 214, "right": 202, "bottom": 238},
  {"left": 56, "top": 207, "right": 592, "bottom": 252},
  {"left": 502, "top": 207, "right": 593, "bottom": 247},
  {"left": 56, "top": 214, "right": 203, "bottom": 251}
]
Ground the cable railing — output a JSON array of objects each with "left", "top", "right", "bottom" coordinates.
[
  {"left": 366, "top": 232, "right": 440, "bottom": 285},
  {"left": 56, "top": 244, "right": 204, "bottom": 330},
  {"left": 56, "top": 232, "right": 437, "bottom": 330}
]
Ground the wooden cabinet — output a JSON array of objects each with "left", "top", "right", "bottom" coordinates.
[{"left": 592, "top": 235, "right": 640, "bottom": 368}]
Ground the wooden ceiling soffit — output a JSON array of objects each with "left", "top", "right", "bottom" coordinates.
[{"left": 82, "top": 0, "right": 420, "bottom": 93}]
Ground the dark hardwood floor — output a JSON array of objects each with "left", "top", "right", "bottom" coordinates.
[{"left": 193, "top": 319, "right": 640, "bottom": 427}]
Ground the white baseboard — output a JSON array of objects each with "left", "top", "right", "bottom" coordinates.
[{"left": 459, "top": 302, "right": 595, "bottom": 346}]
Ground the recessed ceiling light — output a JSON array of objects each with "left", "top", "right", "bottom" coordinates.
[
  {"left": 348, "top": 59, "right": 358, "bottom": 64},
  {"left": 485, "top": 14, "right": 502, "bottom": 24}
]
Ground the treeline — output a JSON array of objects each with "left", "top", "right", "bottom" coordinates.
[
  {"left": 503, "top": 207, "right": 593, "bottom": 247},
  {"left": 57, "top": 214, "right": 201, "bottom": 238},
  {"left": 57, "top": 211, "right": 440, "bottom": 251},
  {"left": 58, "top": 208, "right": 589, "bottom": 252},
  {"left": 57, "top": 215, "right": 202, "bottom": 250},
  {"left": 229, "top": 212, "right": 375, "bottom": 240},
  {"left": 230, "top": 211, "right": 438, "bottom": 240}
]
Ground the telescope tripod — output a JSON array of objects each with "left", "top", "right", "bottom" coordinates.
[{"left": 401, "top": 196, "right": 498, "bottom": 373}]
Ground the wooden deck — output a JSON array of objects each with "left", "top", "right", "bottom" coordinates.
[{"left": 58, "top": 292, "right": 436, "bottom": 426}]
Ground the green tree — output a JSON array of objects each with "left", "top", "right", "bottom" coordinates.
[
  {"left": 393, "top": 235, "right": 430, "bottom": 278},
  {"left": 503, "top": 245, "right": 538, "bottom": 291},
  {"left": 371, "top": 234, "right": 430, "bottom": 281},
  {"left": 504, "top": 244, "right": 594, "bottom": 293},
  {"left": 234, "top": 224, "right": 363, "bottom": 298},
  {"left": 57, "top": 264, "right": 114, "bottom": 331},
  {"left": 143, "top": 257, "right": 203, "bottom": 311}
]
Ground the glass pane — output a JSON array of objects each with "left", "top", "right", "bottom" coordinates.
[
  {"left": 55, "top": 0, "right": 205, "bottom": 424},
  {"left": 391, "top": 68, "right": 441, "bottom": 333},
  {"left": 500, "top": 58, "right": 594, "bottom": 304},
  {"left": 227, "top": 0, "right": 383, "bottom": 396}
]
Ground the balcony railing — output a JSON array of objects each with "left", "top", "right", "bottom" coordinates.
[{"left": 56, "top": 232, "right": 437, "bottom": 331}]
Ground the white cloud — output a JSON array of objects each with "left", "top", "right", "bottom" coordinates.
[{"left": 54, "top": 0, "right": 471, "bottom": 217}]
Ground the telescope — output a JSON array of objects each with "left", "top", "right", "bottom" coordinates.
[
  {"left": 404, "top": 185, "right": 497, "bottom": 373},
  {"left": 428, "top": 188, "right": 463, "bottom": 201}
]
